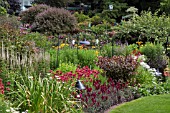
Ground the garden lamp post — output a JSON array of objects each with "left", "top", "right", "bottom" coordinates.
[
  {"left": 166, "top": 36, "right": 169, "bottom": 55},
  {"left": 75, "top": 80, "right": 85, "bottom": 90},
  {"left": 56, "top": 34, "right": 60, "bottom": 68}
]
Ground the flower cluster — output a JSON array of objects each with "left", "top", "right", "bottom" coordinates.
[
  {"left": 0, "top": 78, "right": 4, "bottom": 94},
  {"left": 50, "top": 66, "right": 99, "bottom": 84},
  {"left": 79, "top": 78, "right": 133, "bottom": 113}
]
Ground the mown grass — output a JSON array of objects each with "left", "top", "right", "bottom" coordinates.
[{"left": 110, "top": 94, "right": 170, "bottom": 113}]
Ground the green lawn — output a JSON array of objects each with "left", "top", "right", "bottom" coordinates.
[{"left": 110, "top": 94, "right": 170, "bottom": 113}]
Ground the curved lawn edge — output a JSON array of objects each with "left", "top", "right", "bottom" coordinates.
[{"left": 109, "top": 94, "right": 170, "bottom": 113}]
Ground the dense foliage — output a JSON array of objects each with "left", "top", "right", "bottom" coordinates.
[
  {"left": 7, "top": 0, "right": 20, "bottom": 14},
  {"left": 97, "top": 55, "right": 139, "bottom": 82},
  {"left": 114, "top": 11, "right": 170, "bottom": 44},
  {"left": 32, "top": 7, "right": 77, "bottom": 34},
  {"left": 19, "top": 4, "right": 50, "bottom": 24}
]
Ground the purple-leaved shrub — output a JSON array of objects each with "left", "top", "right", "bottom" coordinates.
[
  {"left": 19, "top": 4, "right": 50, "bottom": 24},
  {"left": 32, "top": 7, "right": 77, "bottom": 34}
]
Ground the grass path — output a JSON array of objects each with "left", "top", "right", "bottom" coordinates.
[{"left": 110, "top": 94, "right": 170, "bottom": 113}]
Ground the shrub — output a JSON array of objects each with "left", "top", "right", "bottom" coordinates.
[
  {"left": 19, "top": 4, "right": 50, "bottom": 24},
  {"left": 58, "top": 48, "right": 98, "bottom": 69},
  {"left": 114, "top": 11, "right": 170, "bottom": 44},
  {"left": 101, "top": 43, "right": 138, "bottom": 57},
  {"left": 139, "top": 42, "right": 168, "bottom": 75},
  {"left": 0, "top": 16, "right": 20, "bottom": 41},
  {"left": 0, "top": 6, "right": 7, "bottom": 15},
  {"left": 0, "top": 16, "right": 20, "bottom": 29},
  {"left": 32, "top": 7, "right": 77, "bottom": 34},
  {"left": 133, "top": 66, "right": 156, "bottom": 85},
  {"left": 22, "top": 32, "right": 52, "bottom": 49},
  {"left": 74, "top": 12, "right": 90, "bottom": 23},
  {"left": 91, "top": 23, "right": 111, "bottom": 34},
  {"left": 96, "top": 55, "right": 139, "bottom": 82},
  {"left": 7, "top": 0, "right": 20, "bottom": 15},
  {"left": 55, "top": 62, "right": 77, "bottom": 73}
]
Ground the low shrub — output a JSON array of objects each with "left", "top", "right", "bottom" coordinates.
[
  {"left": 74, "top": 12, "right": 90, "bottom": 23},
  {"left": 32, "top": 7, "right": 77, "bottom": 34},
  {"left": 96, "top": 55, "right": 139, "bottom": 82},
  {"left": 101, "top": 43, "right": 138, "bottom": 57},
  {"left": 19, "top": 4, "right": 50, "bottom": 24},
  {"left": 139, "top": 42, "right": 168, "bottom": 77}
]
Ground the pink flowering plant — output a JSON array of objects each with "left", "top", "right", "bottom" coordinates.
[{"left": 50, "top": 66, "right": 135, "bottom": 113}]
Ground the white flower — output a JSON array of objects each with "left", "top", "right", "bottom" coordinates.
[
  {"left": 46, "top": 73, "right": 51, "bottom": 76},
  {"left": 6, "top": 109, "right": 10, "bottom": 112},
  {"left": 140, "top": 62, "right": 150, "bottom": 69},
  {"left": 49, "top": 77, "right": 53, "bottom": 80},
  {"left": 28, "top": 76, "right": 33, "bottom": 79}
]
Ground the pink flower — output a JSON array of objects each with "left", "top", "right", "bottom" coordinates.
[
  {"left": 6, "top": 81, "right": 11, "bottom": 86},
  {"left": 6, "top": 87, "right": 10, "bottom": 91}
]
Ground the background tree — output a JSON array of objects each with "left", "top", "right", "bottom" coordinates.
[
  {"left": 160, "top": 0, "right": 170, "bottom": 15},
  {"left": 33, "top": 0, "right": 74, "bottom": 7},
  {"left": 126, "top": 0, "right": 161, "bottom": 13},
  {"left": 7, "top": 0, "right": 20, "bottom": 15}
]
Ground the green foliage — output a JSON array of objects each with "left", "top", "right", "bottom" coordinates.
[
  {"left": 139, "top": 42, "right": 168, "bottom": 72},
  {"left": 19, "top": 4, "right": 50, "bottom": 24},
  {"left": 101, "top": 43, "right": 138, "bottom": 57},
  {"left": 10, "top": 75, "right": 81, "bottom": 113},
  {"left": 0, "top": 16, "right": 20, "bottom": 39},
  {"left": 32, "top": 7, "right": 77, "bottom": 34},
  {"left": 91, "top": 23, "right": 111, "bottom": 34},
  {"left": 0, "top": 6, "right": 7, "bottom": 15},
  {"left": 56, "top": 62, "right": 77, "bottom": 73},
  {"left": 90, "top": 15, "right": 103, "bottom": 25},
  {"left": 74, "top": 12, "right": 90, "bottom": 23},
  {"left": 22, "top": 32, "right": 51, "bottom": 49},
  {"left": 102, "top": 0, "right": 128, "bottom": 19},
  {"left": 0, "top": 95, "right": 11, "bottom": 113},
  {"left": 114, "top": 11, "right": 170, "bottom": 43},
  {"left": 97, "top": 55, "right": 138, "bottom": 81},
  {"left": 160, "top": 0, "right": 170, "bottom": 15},
  {"left": 58, "top": 48, "right": 98, "bottom": 69},
  {"left": 77, "top": 49, "right": 98, "bottom": 69},
  {"left": 133, "top": 66, "right": 156, "bottom": 85}
]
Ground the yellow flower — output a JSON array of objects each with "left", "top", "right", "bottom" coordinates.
[
  {"left": 136, "top": 41, "right": 143, "bottom": 45},
  {"left": 92, "top": 46, "right": 96, "bottom": 49},
  {"left": 95, "top": 51, "right": 99, "bottom": 56}
]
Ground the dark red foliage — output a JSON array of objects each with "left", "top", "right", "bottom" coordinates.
[{"left": 96, "top": 55, "right": 139, "bottom": 82}]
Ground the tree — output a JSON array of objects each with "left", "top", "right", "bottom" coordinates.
[
  {"left": 33, "top": 0, "right": 74, "bottom": 7},
  {"left": 160, "top": 0, "right": 170, "bottom": 15},
  {"left": 7, "top": 0, "right": 20, "bottom": 14}
]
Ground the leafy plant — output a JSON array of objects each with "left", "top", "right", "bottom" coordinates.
[
  {"left": 9, "top": 74, "right": 81, "bottom": 113},
  {"left": 139, "top": 42, "right": 168, "bottom": 75},
  {"left": 74, "top": 12, "right": 90, "bottom": 23},
  {"left": 56, "top": 62, "right": 77, "bottom": 73},
  {"left": 32, "top": 7, "right": 77, "bottom": 34},
  {"left": 114, "top": 11, "right": 170, "bottom": 44},
  {"left": 19, "top": 4, "right": 50, "bottom": 24},
  {"left": 96, "top": 55, "right": 139, "bottom": 81}
]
